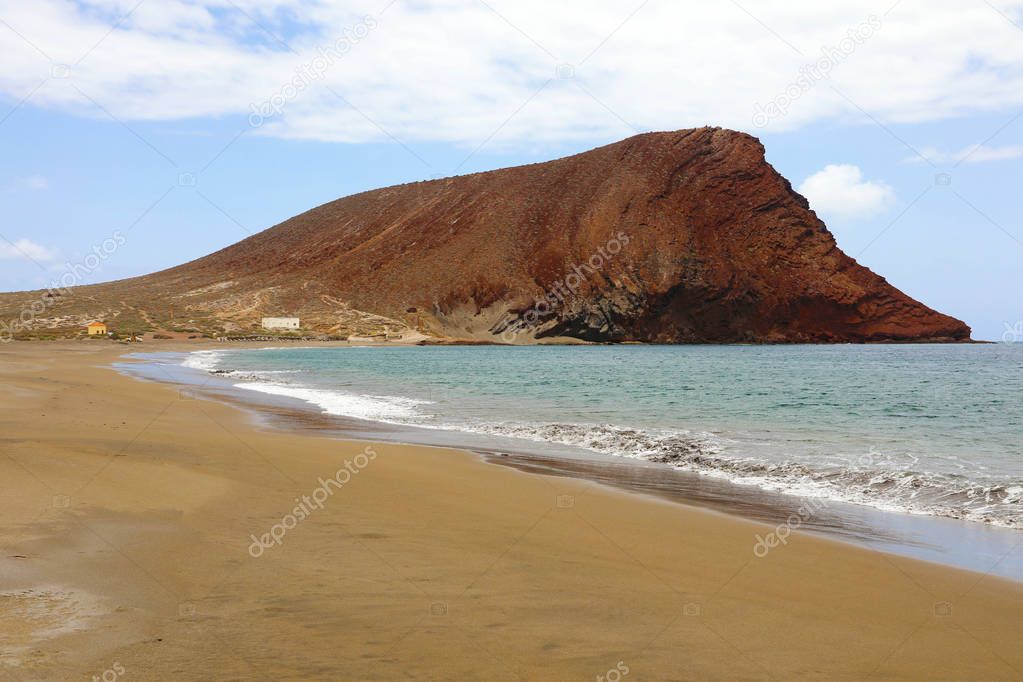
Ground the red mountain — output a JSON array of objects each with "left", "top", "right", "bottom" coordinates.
[{"left": 0, "top": 128, "right": 970, "bottom": 343}]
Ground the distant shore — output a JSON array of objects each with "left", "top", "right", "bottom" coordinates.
[{"left": 2, "top": 340, "right": 1022, "bottom": 680}]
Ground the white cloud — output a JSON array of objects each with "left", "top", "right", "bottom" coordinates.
[
  {"left": 798, "top": 165, "right": 896, "bottom": 221},
  {"left": 0, "top": 238, "right": 57, "bottom": 262},
  {"left": 0, "top": 1, "right": 1022, "bottom": 146},
  {"left": 906, "top": 144, "right": 1023, "bottom": 164}
]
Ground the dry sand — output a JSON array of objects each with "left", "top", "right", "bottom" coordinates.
[{"left": 1, "top": 341, "right": 1021, "bottom": 681}]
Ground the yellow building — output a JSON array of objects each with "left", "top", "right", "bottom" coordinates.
[{"left": 87, "top": 322, "right": 107, "bottom": 336}]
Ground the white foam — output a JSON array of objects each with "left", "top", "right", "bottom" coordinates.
[
  {"left": 214, "top": 369, "right": 300, "bottom": 380},
  {"left": 233, "top": 382, "right": 433, "bottom": 424},
  {"left": 436, "top": 420, "right": 1023, "bottom": 529},
  {"left": 181, "top": 350, "right": 224, "bottom": 372}
]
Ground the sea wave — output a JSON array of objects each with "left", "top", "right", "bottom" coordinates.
[
  {"left": 182, "top": 350, "right": 301, "bottom": 381},
  {"left": 233, "top": 382, "right": 434, "bottom": 424},
  {"left": 463, "top": 421, "right": 1022, "bottom": 528},
  {"left": 182, "top": 356, "right": 1022, "bottom": 529},
  {"left": 211, "top": 369, "right": 301, "bottom": 380},
  {"left": 181, "top": 350, "right": 224, "bottom": 372}
]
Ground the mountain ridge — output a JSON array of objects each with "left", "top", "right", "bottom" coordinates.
[{"left": 0, "top": 127, "right": 971, "bottom": 343}]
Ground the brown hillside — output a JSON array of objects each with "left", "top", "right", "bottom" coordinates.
[{"left": 0, "top": 128, "right": 970, "bottom": 343}]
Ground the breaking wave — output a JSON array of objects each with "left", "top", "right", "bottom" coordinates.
[
  {"left": 231, "top": 382, "right": 434, "bottom": 424},
  {"left": 460, "top": 421, "right": 1022, "bottom": 528},
  {"left": 181, "top": 350, "right": 224, "bottom": 372},
  {"left": 181, "top": 349, "right": 1023, "bottom": 529}
]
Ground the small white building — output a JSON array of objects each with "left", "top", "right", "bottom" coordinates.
[{"left": 262, "top": 317, "right": 300, "bottom": 330}]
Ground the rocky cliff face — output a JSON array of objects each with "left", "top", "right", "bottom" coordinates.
[{"left": 0, "top": 128, "right": 970, "bottom": 343}]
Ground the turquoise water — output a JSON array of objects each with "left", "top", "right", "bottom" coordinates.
[{"left": 184, "top": 344, "right": 1023, "bottom": 528}]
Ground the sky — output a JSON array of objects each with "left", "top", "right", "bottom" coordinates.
[{"left": 0, "top": 0, "right": 1021, "bottom": 341}]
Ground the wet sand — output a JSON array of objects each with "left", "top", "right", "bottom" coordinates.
[{"left": 2, "top": 341, "right": 1022, "bottom": 680}]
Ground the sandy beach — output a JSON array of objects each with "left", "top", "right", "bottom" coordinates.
[{"left": 1, "top": 341, "right": 1022, "bottom": 681}]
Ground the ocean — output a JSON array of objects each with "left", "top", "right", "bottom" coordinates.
[{"left": 178, "top": 343, "right": 1023, "bottom": 530}]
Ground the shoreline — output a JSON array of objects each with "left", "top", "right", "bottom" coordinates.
[
  {"left": 2, "top": 340, "right": 1022, "bottom": 679},
  {"left": 123, "top": 344, "right": 1023, "bottom": 581}
]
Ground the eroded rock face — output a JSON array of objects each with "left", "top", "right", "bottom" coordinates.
[{"left": 0, "top": 128, "right": 970, "bottom": 342}]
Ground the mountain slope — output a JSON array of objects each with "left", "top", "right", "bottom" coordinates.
[{"left": 0, "top": 128, "right": 970, "bottom": 343}]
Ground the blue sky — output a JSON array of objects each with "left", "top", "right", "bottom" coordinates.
[{"left": 0, "top": 0, "right": 1021, "bottom": 340}]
